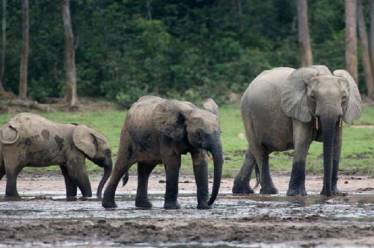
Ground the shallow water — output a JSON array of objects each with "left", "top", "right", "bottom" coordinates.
[
  {"left": 0, "top": 191, "right": 373, "bottom": 221},
  {"left": 0, "top": 191, "right": 373, "bottom": 247}
]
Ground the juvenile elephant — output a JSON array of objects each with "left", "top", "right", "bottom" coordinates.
[
  {"left": 102, "top": 96, "right": 223, "bottom": 210},
  {"left": 232, "top": 66, "right": 361, "bottom": 196},
  {"left": 0, "top": 113, "right": 112, "bottom": 199}
]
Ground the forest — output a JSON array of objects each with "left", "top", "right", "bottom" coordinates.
[{"left": 0, "top": 0, "right": 373, "bottom": 107}]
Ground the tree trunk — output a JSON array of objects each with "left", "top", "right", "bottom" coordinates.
[
  {"left": 232, "top": 0, "right": 242, "bottom": 31},
  {"left": 146, "top": 0, "right": 152, "bottom": 20},
  {"left": 370, "top": 0, "right": 374, "bottom": 76},
  {"left": 0, "top": 0, "right": 6, "bottom": 92},
  {"left": 345, "top": 0, "right": 358, "bottom": 83},
  {"left": 297, "top": 0, "right": 313, "bottom": 67},
  {"left": 62, "top": 0, "right": 78, "bottom": 107},
  {"left": 18, "top": 0, "right": 29, "bottom": 99},
  {"left": 358, "top": 0, "right": 374, "bottom": 98}
]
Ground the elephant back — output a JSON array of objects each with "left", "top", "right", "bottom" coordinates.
[
  {"left": 0, "top": 113, "right": 63, "bottom": 145},
  {"left": 241, "top": 67, "right": 295, "bottom": 110}
]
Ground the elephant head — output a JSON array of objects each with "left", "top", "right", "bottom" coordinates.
[
  {"left": 154, "top": 98, "right": 223, "bottom": 206},
  {"left": 280, "top": 65, "right": 362, "bottom": 195},
  {"left": 73, "top": 125, "right": 113, "bottom": 198}
]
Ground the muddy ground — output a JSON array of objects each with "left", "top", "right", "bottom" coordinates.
[{"left": 0, "top": 174, "right": 373, "bottom": 247}]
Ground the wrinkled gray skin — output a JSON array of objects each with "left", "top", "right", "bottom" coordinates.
[
  {"left": 233, "top": 66, "right": 362, "bottom": 196},
  {"left": 0, "top": 113, "right": 112, "bottom": 200},
  {"left": 102, "top": 96, "right": 223, "bottom": 210}
]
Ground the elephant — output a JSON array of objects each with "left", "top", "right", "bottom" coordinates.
[
  {"left": 232, "top": 66, "right": 361, "bottom": 196},
  {"left": 0, "top": 113, "right": 112, "bottom": 200},
  {"left": 102, "top": 96, "right": 223, "bottom": 210}
]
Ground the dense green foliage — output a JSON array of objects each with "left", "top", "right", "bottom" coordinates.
[
  {"left": 1, "top": 0, "right": 364, "bottom": 104},
  {"left": 1, "top": 105, "right": 374, "bottom": 177}
]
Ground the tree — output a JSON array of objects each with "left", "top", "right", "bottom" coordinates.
[
  {"left": 18, "top": 0, "right": 29, "bottom": 99},
  {"left": 0, "top": 0, "right": 6, "bottom": 92},
  {"left": 358, "top": 0, "right": 374, "bottom": 98},
  {"left": 146, "top": 0, "right": 152, "bottom": 20},
  {"left": 370, "top": 0, "right": 374, "bottom": 75},
  {"left": 297, "top": 0, "right": 313, "bottom": 66},
  {"left": 345, "top": 0, "right": 358, "bottom": 83},
  {"left": 62, "top": 0, "right": 78, "bottom": 107},
  {"left": 232, "top": 0, "right": 242, "bottom": 31}
]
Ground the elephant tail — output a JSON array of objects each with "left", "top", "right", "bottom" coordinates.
[
  {"left": 122, "top": 171, "right": 129, "bottom": 186},
  {"left": 253, "top": 161, "right": 260, "bottom": 189},
  {"left": 0, "top": 147, "right": 3, "bottom": 181}
]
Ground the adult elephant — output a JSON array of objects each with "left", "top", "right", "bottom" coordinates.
[
  {"left": 0, "top": 113, "right": 112, "bottom": 200},
  {"left": 232, "top": 66, "right": 361, "bottom": 196},
  {"left": 102, "top": 96, "right": 223, "bottom": 210}
]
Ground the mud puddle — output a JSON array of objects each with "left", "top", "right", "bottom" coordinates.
[
  {"left": 0, "top": 175, "right": 373, "bottom": 247},
  {"left": 0, "top": 192, "right": 373, "bottom": 221}
]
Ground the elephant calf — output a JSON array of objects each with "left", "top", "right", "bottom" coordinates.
[
  {"left": 102, "top": 96, "right": 223, "bottom": 210},
  {"left": 233, "top": 66, "right": 361, "bottom": 196},
  {"left": 0, "top": 113, "right": 112, "bottom": 200}
]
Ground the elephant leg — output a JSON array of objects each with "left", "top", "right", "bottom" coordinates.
[
  {"left": 252, "top": 145, "right": 277, "bottom": 194},
  {"left": 66, "top": 158, "right": 92, "bottom": 198},
  {"left": 287, "top": 121, "right": 312, "bottom": 196},
  {"left": 135, "top": 162, "right": 157, "bottom": 209},
  {"left": 4, "top": 164, "right": 21, "bottom": 199},
  {"left": 163, "top": 153, "right": 181, "bottom": 209},
  {"left": 102, "top": 140, "right": 136, "bottom": 208},
  {"left": 332, "top": 127, "right": 342, "bottom": 195},
  {"left": 232, "top": 149, "right": 256, "bottom": 194},
  {"left": 0, "top": 165, "right": 5, "bottom": 181},
  {"left": 60, "top": 165, "right": 77, "bottom": 200},
  {"left": 191, "top": 149, "right": 210, "bottom": 209}
]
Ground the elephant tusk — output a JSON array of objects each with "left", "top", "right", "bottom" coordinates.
[
  {"left": 339, "top": 118, "right": 343, "bottom": 128},
  {"left": 315, "top": 117, "right": 319, "bottom": 130}
]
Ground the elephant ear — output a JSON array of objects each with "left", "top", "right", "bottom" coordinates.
[
  {"left": 153, "top": 100, "right": 193, "bottom": 141},
  {"left": 333, "top": 69, "right": 362, "bottom": 124},
  {"left": 0, "top": 124, "right": 19, "bottom": 144},
  {"left": 73, "top": 125, "right": 108, "bottom": 158},
  {"left": 280, "top": 66, "right": 331, "bottom": 122},
  {"left": 202, "top": 98, "right": 219, "bottom": 116}
]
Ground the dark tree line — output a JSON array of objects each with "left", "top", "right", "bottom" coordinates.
[{"left": 1, "top": 1, "right": 374, "bottom": 106}]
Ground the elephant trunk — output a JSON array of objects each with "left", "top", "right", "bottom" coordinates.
[
  {"left": 320, "top": 117, "right": 337, "bottom": 196},
  {"left": 96, "top": 158, "right": 113, "bottom": 199},
  {"left": 207, "top": 140, "right": 223, "bottom": 206}
]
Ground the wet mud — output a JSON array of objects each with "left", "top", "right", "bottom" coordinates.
[{"left": 0, "top": 175, "right": 373, "bottom": 247}]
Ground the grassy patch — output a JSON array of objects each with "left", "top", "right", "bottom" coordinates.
[{"left": 1, "top": 105, "right": 374, "bottom": 177}]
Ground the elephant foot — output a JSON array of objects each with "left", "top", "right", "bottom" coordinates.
[
  {"left": 232, "top": 180, "right": 254, "bottom": 195},
  {"left": 102, "top": 200, "right": 118, "bottom": 209},
  {"left": 287, "top": 186, "right": 307, "bottom": 196},
  {"left": 4, "top": 194, "right": 21, "bottom": 201},
  {"left": 82, "top": 192, "right": 93, "bottom": 198},
  {"left": 260, "top": 186, "right": 278, "bottom": 195},
  {"left": 197, "top": 202, "right": 211, "bottom": 210},
  {"left": 136, "top": 199, "right": 153, "bottom": 209},
  {"left": 66, "top": 196, "right": 77, "bottom": 201},
  {"left": 164, "top": 201, "right": 181, "bottom": 210},
  {"left": 320, "top": 188, "right": 333, "bottom": 197}
]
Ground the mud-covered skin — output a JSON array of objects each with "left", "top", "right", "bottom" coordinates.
[
  {"left": 233, "top": 66, "right": 362, "bottom": 197},
  {"left": 102, "top": 96, "right": 223, "bottom": 210},
  {"left": 0, "top": 113, "right": 112, "bottom": 199}
]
